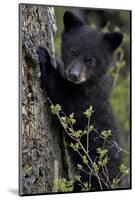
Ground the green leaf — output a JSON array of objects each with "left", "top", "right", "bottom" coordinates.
[
  {"left": 70, "top": 143, "right": 74, "bottom": 148},
  {"left": 61, "top": 116, "right": 67, "bottom": 122},
  {"left": 102, "top": 157, "right": 108, "bottom": 166},
  {"left": 101, "top": 130, "right": 112, "bottom": 139},
  {"left": 61, "top": 121, "right": 68, "bottom": 129},
  {"left": 89, "top": 125, "right": 94, "bottom": 131},
  {"left": 82, "top": 155, "right": 88, "bottom": 165},
  {"left": 69, "top": 113, "right": 76, "bottom": 124},
  {"left": 83, "top": 182, "right": 88, "bottom": 189},
  {"left": 97, "top": 148, "right": 108, "bottom": 159},
  {"left": 54, "top": 178, "right": 73, "bottom": 192},
  {"left": 77, "top": 164, "right": 83, "bottom": 170},
  {"left": 84, "top": 105, "right": 94, "bottom": 118},
  {"left": 72, "top": 130, "right": 82, "bottom": 138},
  {"left": 111, "top": 178, "right": 119, "bottom": 189},
  {"left": 119, "top": 164, "right": 129, "bottom": 176},
  {"left": 93, "top": 162, "right": 99, "bottom": 173},
  {"left": 50, "top": 104, "right": 61, "bottom": 115},
  {"left": 75, "top": 142, "right": 80, "bottom": 150},
  {"left": 75, "top": 175, "right": 81, "bottom": 182}
]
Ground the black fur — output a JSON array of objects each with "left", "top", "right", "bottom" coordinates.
[{"left": 37, "top": 11, "right": 123, "bottom": 191}]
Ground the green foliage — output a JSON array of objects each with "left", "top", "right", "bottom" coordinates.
[
  {"left": 119, "top": 164, "right": 129, "bottom": 176},
  {"left": 77, "top": 164, "right": 83, "bottom": 170},
  {"left": 82, "top": 182, "right": 90, "bottom": 191},
  {"left": 82, "top": 155, "right": 88, "bottom": 165},
  {"left": 54, "top": 8, "right": 65, "bottom": 56},
  {"left": 75, "top": 176, "right": 90, "bottom": 191},
  {"left": 101, "top": 157, "right": 109, "bottom": 166},
  {"left": 54, "top": 178, "right": 73, "bottom": 192},
  {"left": 70, "top": 142, "right": 80, "bottom": 151},
  {"left": 72, "top": 130, "right": 82, "bottom": 138},
  {"left": 50, "top": 104, "right": 62, "bottom": 115},
  {"left": 93, "top": 162, "right": 99, "bottom": 173},
  {"left": 101, "top": 130, "right": 112, "bottom": 139},
  {"left": 102, "top": 22, "right": 110, "bottom": 33},
  {"left": 84, "top": 105, "right": 94, "bottom": 118},
  {"left": 75, "top": 175, "right": 81, "bottom": 182},
  {"left": 97, "top": 148, "right": 108, "bottom": 159},
  {"left": 111, "top": 178, "right": 119, "bottom": 189},
  {"left": 50, "top": 102, "right": 129, "bottom": 191},
  {"left": 69, "top": 113, "right": 76, "bottom": 124},
  {"left": 110, "top": 75, "right": 130, "bottom": 134}
]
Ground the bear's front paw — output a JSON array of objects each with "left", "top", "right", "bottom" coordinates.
[{"left": 36, "top": 46, "right": 50, "bottom": 65}]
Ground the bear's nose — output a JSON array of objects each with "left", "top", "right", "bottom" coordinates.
[{"left": 69, "top": 70, "right": 80, "bottom": 81}]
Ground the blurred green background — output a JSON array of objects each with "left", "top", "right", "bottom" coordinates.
[{"left": 54, "top": 7, "right": 130, "bottom": 167}]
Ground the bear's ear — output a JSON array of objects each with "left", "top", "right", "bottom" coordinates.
[
  {"left": 63, "top": 11, "right": 84, "bottom": 30},
  {"left": 103, "top": 32, "right": 123, "bottom": 51}
]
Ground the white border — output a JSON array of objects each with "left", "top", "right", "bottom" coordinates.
[{"left": 0, "top": 0, "right": 134, "bottom": 199}]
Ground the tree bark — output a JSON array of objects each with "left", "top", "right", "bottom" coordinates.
[{"left": 19, "top": 4, "right": 68, "bottom": 195}]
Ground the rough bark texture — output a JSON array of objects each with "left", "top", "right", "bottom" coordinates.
[{"left": 19, "top": 4, "right": 67, "bottom": 195}]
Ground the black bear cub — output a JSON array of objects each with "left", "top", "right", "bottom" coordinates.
[{"left": 37, "top": 11, "right": 123, "bottom": 191}]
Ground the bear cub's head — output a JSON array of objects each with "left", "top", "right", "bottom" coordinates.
[{"left": 61, "top": 11, "right": 123, "bottom": 84}]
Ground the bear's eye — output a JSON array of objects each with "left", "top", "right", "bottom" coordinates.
[
  {"left": 85, "top": 58, "right": 95, "bottom": 66},
  {"left": 70, "top": 50, "right": 77, "bottom": 58}
]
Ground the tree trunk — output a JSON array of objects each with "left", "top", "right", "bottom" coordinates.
[{"left": 19, "top": 4, "right": 68, "bottom": 195}]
